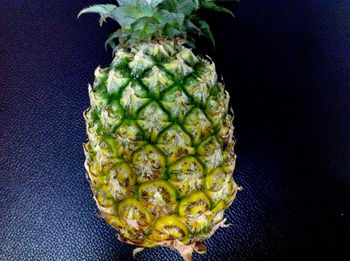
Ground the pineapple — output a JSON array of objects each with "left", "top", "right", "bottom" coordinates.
[{"left": 79, "top": 0, "right": 240, "bottom": 260}]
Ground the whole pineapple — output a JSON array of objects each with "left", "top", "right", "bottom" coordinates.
[{"left": 79, "top": 1, "right": 240, "bottom": 260}]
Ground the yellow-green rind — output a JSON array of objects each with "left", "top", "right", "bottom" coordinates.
[{"left": 83, "top": 39, "right": 239, "bottom": 255}]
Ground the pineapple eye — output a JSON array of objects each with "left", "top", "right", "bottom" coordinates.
[
  {"left": 89, "top": 84, "right": 108, "bottom": 107},
  {"left": 197, "top": 137, "right": 224, "bottom": 172},
  {"left": 178, "top": 48, "right": 199, "bottom": 66},
  {"left": 196, "top": 60, "right": 218, "bottom": 87},
  {"left": 184, "top": 108, "right": 213, "bottom": 145},
  {"left": 150, "top": 216, "right": 189, "bottom": 243},
  {"left": 129, "top": 50, "right": 154, "bottom": 78},
  {"left": 168, "top": 156, "right": 204, "bottom": 196},
  {"left": 178, "top": 191, "right": 211, "bottom": 216},
  {"left": 106, "top": 216, "right": 145, "bottom": 245},
  {"left": 197, "top": 137, "right": 216, "bottom": 155},
  {"left": 160, "top": 86, "right": 192, "bottom": 121},
  {"left": 100, "top": 102, "right": 123, "bottom": 129},
  {"left": 204, "top": 168, "right": 228, "bottom": 192},
  {"left": 132, "top": 145, "right": 166, "bottom": 182},
  {"left": 92, "top": 184, "right": 117, "bottom": 215},
  {"left": 112, "top": 49, "right": 133, "bottom": 67},
  {"left": 163, "top": 54, "right": 193, "bottom": 79},
  {"left": 210, "top": 201, "right": 227, "bottom": 225},
  {"left": 141, "top": 65, "right": 173, "bottom": 97},
  {"left": 137, "top": 102, "right": 170, "bottom": 142},
  {"left": 211, "top": 200, "right": 226, "bottom": 213},
  {"left": 119, "top": 81, "right": 150, "bottom": 117},
  {"left": 106, "top": 69, "right": 130, "bottom": 95},
  {"left": 183, "top": 76, "right": 210, "bottom": 104},
  {"left": 138, "top": 179, "right": 177, "bottom": 216},
  {"left": 85, "top": 156, "right": 100, "bottom": 178},
  {"left": 156, "top": 124, "right": 195, "bottom": 164},
  {"left": 115, "top": 121, "right": 144, "bottom": 160},
  {"left": 111, "top": 163, "right": 136, "bottom": 187},
  {"left": 118, "top": 198, "right": 152, "bottom": 230},
  {"left": 108, "top": 163, "right": 136, "bottom": 200},
  {"left": 99, "top": 137, "right": 118, "bottom": 157},
  {"left": 205, "top": 180, "right": 239, "bottom": 205},
  {"left": 94, "top": 185, "right": 114, "bottom": 208}
]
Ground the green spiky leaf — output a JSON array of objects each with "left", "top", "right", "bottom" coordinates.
[
  {"left": 154, "top": 10, "right": 185, "bottom": 28},
  {"left": 77, "top": 4, "right": 117, "bottom": 18},
  {"left": 145, "top": 0, "right": 166, "bottom": 7},
  {"left": 117, "top": 0, "right": 135, "bottom": 6},
  {"left": 131, "top": 17, "right": 158, "bottom": 31},
  {"left": 184, "top": 20, "right": 201, "bottom": 34},
  {"left": 78, "top": 0, "right": 237, "bottom": 48},
  {"left": 160, "top": 0, "right": 199, "bottom": 16},
  {"left": 201, "top": 2, "right": 234, "bottom": 17},
  {"left": 198, "top": 20, "right": 215, "bottom": 47},
  {"left": 111, "top": 5, "right": 153, "bottom": 27},
  {"left": 130, "top": 17, "right": 160, "bottom": 40},
  {"left": 105, "top": 30, "right": 122, "bottom": 49},
  {"left": 118, "top": 0, "right": 164, "bottom": 7}
]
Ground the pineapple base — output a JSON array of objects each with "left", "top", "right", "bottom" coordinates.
[{"left": 126, "top": 218, "right": 230, "bottom": 261}]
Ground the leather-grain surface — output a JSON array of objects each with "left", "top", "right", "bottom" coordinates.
[{"left": 0, "top": 0, "right": 349, "bottom": 260}]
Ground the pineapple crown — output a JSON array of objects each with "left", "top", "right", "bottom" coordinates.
[{"left": 78, "top": 0, "right": 237, "bottom": 49}]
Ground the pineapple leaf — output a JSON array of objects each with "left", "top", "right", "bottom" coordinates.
[
  {"left": 201, "top": 2, "right": 234, "bottom": 17},
  {"left": 79, "top": 0, "right": 236, "bottom": 47},
  {"left": 164, "top": 26, "right": 182, "bottom": 37},
  {"left": 78, "top": 4, "right": 118, "bottom": 26},
  {"left": 160, "top": 0, "right": 198, "bottom": 16},
  {"left": 77, "top": 4, "right": 117, "bottom": 18},
  {"left": 118, "top": 0, "right": 164, "bottom": 8},
  {"left": 198, "top": 20, "right": 215, "bottom": 47},
  {"left": 104, "top": 30, "right": 122, "bottom": 50},
  {"left": 132, "top": 17, "right": 160, "bottom": 40},
  {"left": 146, "top": 0, "right": 166, "bottom": 7},
  {"left": 116, "top": 0, "right": 135, "bottom": 6},
  {"left": 184, "top": 20, "right": 201, "bottom": 34},
  {"left": 176, "top": 0, "right": 200, "bottom": 14},
  {"left": 110, "top": 5, "right": 153, "bottom": 27},
  {"left": 154, "top": 10, "right": 185, "bottom": 28},
  {"left": 143, "top": 21, "right": 161, "bottom": 36}
]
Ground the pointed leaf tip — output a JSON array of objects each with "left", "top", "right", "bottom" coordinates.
[
  {"left": 199, "top": 20, "right": 216, "bottom": 48},
  {"left": 202, "top": 2, "right": 235, "bottom": 17},
  {"left": 104, "top": 30, "right": 122, "bottom": 50},
  {"left": 77, "top": 4, "right": 117, "bottom": 19}
]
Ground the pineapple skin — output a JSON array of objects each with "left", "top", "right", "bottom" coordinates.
[{"left": 84, "top": 39, "right": 238, "bottom": 252}]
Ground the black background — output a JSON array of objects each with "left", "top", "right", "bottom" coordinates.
[{"left": 1, "top": 0, "right": 349, "bottom": 260}]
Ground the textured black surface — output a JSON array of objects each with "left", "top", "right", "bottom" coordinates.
[{"left": 1, "top": 0, "right": 349, "bottom": 260}]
